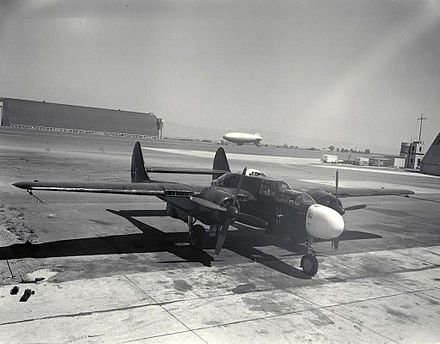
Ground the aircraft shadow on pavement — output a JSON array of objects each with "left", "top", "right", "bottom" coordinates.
[
  {"left": 0, "top": 209, "right": 381, "bottom": 279},
  {"left": 110, "top": 210, "right": 312, "bottom": 279}
]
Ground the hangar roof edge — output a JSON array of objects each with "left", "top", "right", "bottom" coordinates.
[{"left": 0, "top": 97, "right": 157, "bottom": 118}]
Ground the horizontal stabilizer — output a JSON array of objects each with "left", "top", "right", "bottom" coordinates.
[{"left": 146, "top": 167, "right": 229, "bottom": 175}]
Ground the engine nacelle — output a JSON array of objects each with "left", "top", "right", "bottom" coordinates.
[
  {"left": 166, "top": 203, "right": 188, "bottom": 222},
  {"left": 305, "top": 204, "right": 344, "bottom": 240},
  {"left": 198, "top": 186, "right": 235, "bottom": 207}
]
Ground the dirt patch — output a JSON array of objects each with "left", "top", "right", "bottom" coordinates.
[
  {"left": 0, "top": 203, "right": 37, "bottom": 246},
  {"left": 0, "top": 202, "right": 45, "bottom": 285}
]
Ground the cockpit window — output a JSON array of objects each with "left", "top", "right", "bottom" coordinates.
[
  {"left": 214, "top": 174, "right": 240, "bottom": 188},
  {"left": 260, "top": 180, "right": 291, "bottom": 195},
  {"left": 260, "top": 181, "right": 276, "bottom": 196},
  {"left": 279, "top": 182, "right": 291, "bottom": 190},
  {"left": 291, "top": 193, "right": 316, "bottom": 207}
]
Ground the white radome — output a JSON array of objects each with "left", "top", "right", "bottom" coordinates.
[{"left": 305, "top": 204, "right": 344, "bottom": 239}]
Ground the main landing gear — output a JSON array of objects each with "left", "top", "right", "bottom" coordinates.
[
  {"left": 300, "top": 237, "right": 319, "bottom": 277},
  {"left": 189, "top": 224, "right": 207, "bottom": 250},
  {"left": 188, "top": 216, "right": 208, "bottom": 250}
]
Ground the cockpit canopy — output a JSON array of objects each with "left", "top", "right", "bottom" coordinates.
[
  {"left": 289, "top": 192, "right": 316, "bottom": 208},
  {"left": 213, "top": 173, "right": 292, "bottom": 196}
]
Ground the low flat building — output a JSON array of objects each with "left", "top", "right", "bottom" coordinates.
[
  {"left": 394, "top": 157, "right": 406, "bottom": 168},
  {"left": 355, "top": 156, "right": 369, "bottom": 166},
  {"left": 369, "top": 157, "right": 389, "bottom": 167}
]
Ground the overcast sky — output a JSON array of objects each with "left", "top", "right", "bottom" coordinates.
[{"left": 1, "top": 0, "right": 439, "bottom": 152}]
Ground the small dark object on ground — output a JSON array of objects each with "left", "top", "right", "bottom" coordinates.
[
  {"left": 10, "top": 286, "right": 19, "bottom": 295},
  {"left": 21, "top": 276, "right": 45, "bottom": 283},
  {"left": 19, "top": 289, "right": 33, "bottom": 302}
]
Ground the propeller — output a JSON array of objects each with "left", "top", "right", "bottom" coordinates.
[
  {"left": 331, "top": 170, "right": 366, "bottom": 250},
  {"left": 191, "top": 167, "right": 267, "bottom": 254},
  {"left": 335, "top": 170, "right": 339, "bottom": 207},
  {"left": 215, "top": 167, "right": 247, "bottom": 255},
  {"left": 332, "top": 170, "right": 341, "bottom": 249},
  {"left": 236, "top": 213, "right": 268, "bottom": 228},
  {"left": 333, "top": 170, "right": 367, "bottom": 214},
  {"left": 190, "top": 196, "right": 227, "bottom": 212}
]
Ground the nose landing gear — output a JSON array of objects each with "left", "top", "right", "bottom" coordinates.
[
  {"left": 300, "top": 237, "right": 319, "bottom": 277},
  {"left": 300, "top": 254, "right": 319, "bottom": 277}
]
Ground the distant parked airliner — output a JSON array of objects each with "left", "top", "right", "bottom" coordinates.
[{"left": 223, "top": 132, "right": 262, "bottom": 145}]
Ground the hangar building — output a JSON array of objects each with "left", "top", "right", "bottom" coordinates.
[
  {"left": 0, "top": 97, "right": 162, "bottom": 137},
  {"left": 421, "top": 133, "right": 440, "bottom": 176}
]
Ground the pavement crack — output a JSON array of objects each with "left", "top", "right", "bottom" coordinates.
[
  {"left": 0, "top": 301, "right": 156, "bottom": 327},
  {"left": 122, "top": 274, "right": 209, "bottom": 344},
  {"left": 120, "top": 330, "right": 193, "bottom": 343}
]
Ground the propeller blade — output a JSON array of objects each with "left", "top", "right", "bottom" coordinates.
[
  {"left": 344, "top": 204, "right": 367, "bottom": 211},
  {"left": 215, "top": 221, "right": 231, "bottom": 255},
  {"left": 190, "top": 196, "right": 227, "bottom": 212},
  {"left": 236, "top": 213, "right": 268, "bottom": 228},
  {"left": 234, "top": 167, "right": 247, "bottom": 197},
  {"left": 335, "top": 170, "right": 339, "bottom": 206}
]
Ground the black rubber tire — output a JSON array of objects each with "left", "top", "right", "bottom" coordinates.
[
  {"left": 189, "top": 224, "right": 207, "bottom": 250},
  {"left": 301, "top": 254, "right": 319, "bottom": 277}
]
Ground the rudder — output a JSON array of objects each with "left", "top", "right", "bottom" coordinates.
[
  {"left": 212, "top": 147, "right": 230, "bottom": 180},
  {"left": 131, "top": 141, "right": 150, "bottom": 182}
]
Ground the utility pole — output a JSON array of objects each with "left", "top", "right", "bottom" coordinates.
[{"left": 417, "top": 114, "right": 427, "bottom": 142}]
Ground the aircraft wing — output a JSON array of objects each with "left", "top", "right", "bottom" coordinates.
[
  {"left": 13, "top": 181, "right": 200, "bottom": 197},
  {"left": 326, "top": 187, "right": 414, "bottom": 198}
]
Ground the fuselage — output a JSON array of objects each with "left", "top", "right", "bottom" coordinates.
[
  {"left": 210, "top": 173, "right": 344, "bottom": 241},
  {"left": 223, "top": 132, "right": 262, "bottom": 145}
]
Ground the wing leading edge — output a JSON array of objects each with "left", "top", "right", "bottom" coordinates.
[
  {"left": 326, "top": 187, "right": 414, "bottom": 198},
  {"left": 13, "top": 181, "right": 199, "bottom": 197}
]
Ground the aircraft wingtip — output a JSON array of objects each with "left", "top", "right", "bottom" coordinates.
[{"left": 13, "top": 182, "right": 27, "bottom": 189}]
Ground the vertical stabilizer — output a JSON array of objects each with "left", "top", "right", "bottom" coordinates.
[
  {"left": 131, "top": 142, "right": 150, "bottom": 183},
  {"left": 212, "top": 147, "right": 230, "bottom": 180}
]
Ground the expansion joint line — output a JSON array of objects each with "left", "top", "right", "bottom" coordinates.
[
  {"left": 122, "top": 274, "right": 208, "bottom": 344},
  {"left": 290, "top": 290, "right": 401, "bottom": 344}
]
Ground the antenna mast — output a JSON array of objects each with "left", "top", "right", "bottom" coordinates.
[{"left": 417, "top": 114, "right": 427, "bottom": 142}]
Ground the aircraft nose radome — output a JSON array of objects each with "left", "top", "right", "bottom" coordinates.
[{"left": 305, "top": 204, "right": 344, "bottom": 240}]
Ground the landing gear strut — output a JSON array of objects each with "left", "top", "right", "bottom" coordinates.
[
  {"left": 301, "top": 237, "right": 319, "bottom": 277},
  {"left": 188, "top": 216, "right": 207, "bottom": 250}
]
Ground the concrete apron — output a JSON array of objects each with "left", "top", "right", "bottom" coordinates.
[{"left": 0, "top": 245, "right": 439, "bottom": 344}]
